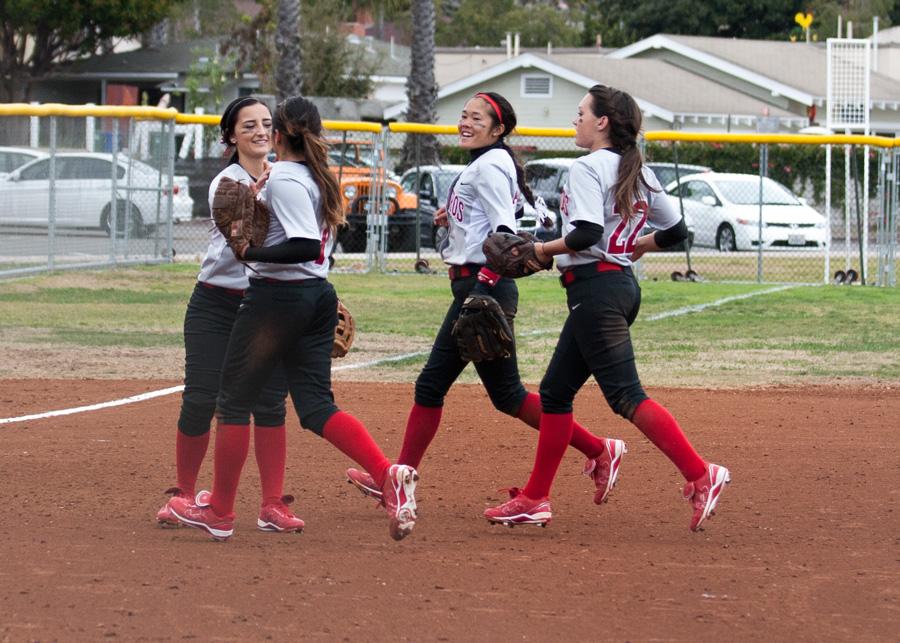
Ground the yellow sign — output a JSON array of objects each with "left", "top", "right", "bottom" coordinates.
[{"left": 795, "top": 12, "right": 813, "bottom": 29}]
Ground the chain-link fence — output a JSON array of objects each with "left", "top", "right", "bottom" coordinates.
[
  {"left": 0, "top": 104, "right": 181, "bottom": 277},
  {"left": 1, "top": 105, "right": 896, "bottom": 286}
]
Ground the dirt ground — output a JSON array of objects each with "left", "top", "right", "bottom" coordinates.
[{"left": 1, "top": 380, "right": 897, "bottom": 642}]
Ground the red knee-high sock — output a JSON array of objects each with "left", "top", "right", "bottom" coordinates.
[
  {"left": 522, "top": 412, "right": 574, "bottom": 500},
  {"left": 254, "top": 424, "right": 286, "bottom": 507},
  {"left": 397, "top": 403, "right": 443, "bottom": 470},
  {"left": 175, "top": 431, "right": 210, "bottom": 496},
  {"left": 517, "top": 392, "right": 605, "bottom": 458},
  {"left": 210, "top": 422, "right": 251, "bottom": 517},
  {"left": 322, "top": 411, "right": 392, "bottom": 487},
  {"left": 631, "top": 399, "right": 706, "bottom": 481}
]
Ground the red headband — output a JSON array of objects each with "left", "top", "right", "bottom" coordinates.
[{"left": 475, "top": 93, "right": 503, "bottom": 126}]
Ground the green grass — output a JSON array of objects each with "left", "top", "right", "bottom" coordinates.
[{"left": 1, "top": 264, "right": 898, "bottom": 386}]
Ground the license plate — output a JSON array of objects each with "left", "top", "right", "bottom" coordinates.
[{"left": 788, "top": 234, "right": 806, "bottom": 246}]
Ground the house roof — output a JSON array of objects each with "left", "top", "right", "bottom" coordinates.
[
  {"left": 388, "top": 52, "right": 798, "bottom": 123},
  {"left": 611, "top": 33, "right": 900, "bottom": 108},
  {"left": 52, "top": 38, "right": 224, "bottom": 80}
]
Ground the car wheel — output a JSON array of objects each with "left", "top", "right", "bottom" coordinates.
[
  {"left": 716, "top": 223, "right": 737, "bottom": 252},
  {"left": 101, "top": 202, "right": 145, "bottom": 238}
]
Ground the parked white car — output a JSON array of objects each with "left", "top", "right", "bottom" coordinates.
[
  {"left": 665, "top": 173, "right": 828, "bottom": 251},
  {"left": 0, "top": 152, "right": 193, "bottom": 237}
]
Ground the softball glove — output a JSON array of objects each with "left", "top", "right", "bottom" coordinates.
[
  {"left": 452, "top": 294, "right": 514, "bottom": 362},
  {"left": 482, "top": 231, "right": 553, "bottom": 279},
  {"left": 211, "top": 176, "right": 269, "bottom": 259}
]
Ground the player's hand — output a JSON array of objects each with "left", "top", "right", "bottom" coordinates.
[
  {"left": 250, "top": 166, "right": 271, "bottom": 196},
  {"left": 433, "top": 206, "right": 448, "bottom": 227},
  {"left": 630, "top": 233, "right": 654, "bottom": 262}
]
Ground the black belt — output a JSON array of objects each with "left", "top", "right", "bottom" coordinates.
[
  {"left": 560, "top": 261, "right": 625, "bottom": 287},
  {"left": 199, "top": 281, "right": 245, "bottom": 297},
  {"left": 448, "top": 263, "right": 483, "bottom": 280},
  {"left": 250, "top": 277, "right": 325, "bottom": 287}
]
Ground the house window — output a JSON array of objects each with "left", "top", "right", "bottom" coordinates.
[{"left": 521, "top": 74, "right": 552, "bottom": 98}]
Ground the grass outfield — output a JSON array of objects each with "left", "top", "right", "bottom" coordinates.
[{"left": 0, "top": 263, "right": 897, "bottom": 386}]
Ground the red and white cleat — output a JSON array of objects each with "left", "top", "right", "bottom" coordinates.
[
  {"left": 381, "top": 464, "right": 419, "bottom": 541},
  {"left": 156, "top": 487, "right": 187, "bottom": 528},
  {"left": 683, "top": 463, "right": 731, "bottom": 532},
  {"left": 583, "top": 438, "right": 627, "bottom": 505},
  {"left": 257, "top": 495, "right": 305, "bottom": 533},
  {"left": 346, "top": 467, "right": 383, "bottom": 502},
  {"left": 168, "top": 490, "right": 234, "bottom": 541},
  {"left": 484, "top": 488, "right": 552, "bottom": 527}
]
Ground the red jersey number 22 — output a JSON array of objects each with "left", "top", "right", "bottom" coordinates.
[{"left": 607, "top": 201, "right": 649, "bottom": 254}]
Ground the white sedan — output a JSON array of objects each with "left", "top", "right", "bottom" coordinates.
[
  {"left": 665, "top": 173, "right": 828, "bottom": 251},
  {"left": 0, "top": 152, "right": 193, "bottom": 237}
]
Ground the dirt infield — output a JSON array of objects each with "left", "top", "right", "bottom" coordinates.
[{"left": 2, "top": 380, "right": 897, "bottom": 641}]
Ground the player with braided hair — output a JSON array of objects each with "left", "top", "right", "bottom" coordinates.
[
  {"left": 484, "top": 85, "right": 730, "bottom": 531},
  {"left": 155, "top": 96, "right": 303, "bottom": 534},
  {"left": 346, "top": 92, "right": 627, "bottom": 512},
  {"left": 170, "top": 96, "right": 418, "bottom": 542}
]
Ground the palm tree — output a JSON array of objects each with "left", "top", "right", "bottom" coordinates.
[
  {"left": 275, "top": 0, "right": 302, "bottom": 100},
  {"left": 397, "top": 0, "right": 440, "bottom": 171}
]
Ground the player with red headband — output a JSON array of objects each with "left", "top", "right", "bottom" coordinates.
[{"left": 346, "top": 92, "right": 627, "bottom": 516}]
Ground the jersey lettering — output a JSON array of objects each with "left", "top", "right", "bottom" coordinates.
[
  {"left": 607, "top": 201, "right": 649, "bottom": 254},
  {"left": 315, "top": 227, "right": 330, "bottom": 265},
  {"left": 560, "top": 189, "right": 570, "bottom": 218},
  {"left": 447, "top": 191, "right": 465, "bottom": 222}
]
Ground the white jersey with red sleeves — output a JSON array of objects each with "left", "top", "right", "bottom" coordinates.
[
  {"left": 441, "top": 147, "right": 520, "bottom": 265},
  {"left": 556, "top": 148, "right": 681, "bottom": 271},
  {"left": 249, "top": 161, "right": 333, "bottom": 280},
  {"left": 197, "top": 163, "right": 255, "bottom": 291}
]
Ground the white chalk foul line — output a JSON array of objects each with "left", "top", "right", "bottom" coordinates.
[{"left": 0, "top": 285, "right": 795, "bottom": 426}]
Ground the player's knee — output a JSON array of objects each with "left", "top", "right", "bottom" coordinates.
[
  {"left": 488, "top": 386, "right": 527, "bottom": 417},
  {"left": 298, "top": 405, "right": 337, "bottom": 437},
  {"left": 414, "top": 378, "right": 445, "bottom": 408},
  {"left": 177, "top": 398, "right": 216, "bottom": 436},
  {"left": 538, "top": 379, "right": 574, "bottom": 415},
  {"left": 251, "top": 401, "right": 287, "bottom": 427},
  {"left": 607, "top": 389, "right": 648, "bottom": 421}
]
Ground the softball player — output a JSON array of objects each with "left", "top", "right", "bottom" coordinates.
[
  {"left": 347, "top": 92, "right": 627, "bottom": 507},
  {"left": 156, "top": 97, "right": 302, "bottom": 533},
  {"left": 169, "top": 96, "right": 418, "bottom": 542},
  {"left": 484, "top": 85, "right": 730, "bottom": 531}
]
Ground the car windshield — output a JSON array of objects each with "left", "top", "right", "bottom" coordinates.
[{"left": 716, "top": 179, "right": 799, "bottom": 205}]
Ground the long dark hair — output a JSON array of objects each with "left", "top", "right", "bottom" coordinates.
[
  {"left": 474, "top": 91, "right": 535, "bottom": 206},
  {"left": 587, "top": 84, "right": 653, "bottom": 219},
  {"left": 272, "top": 96, "right": 345, "bottom": 233},
  {"left": 220, "top": 96, "right": 267, "bottom": 166}
]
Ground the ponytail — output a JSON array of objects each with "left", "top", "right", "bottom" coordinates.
[
  {"left": 587, "top": 85, "right": 655, "bottom": 219},
  {"left": 273, "top": 97, "right": 345, "bottom": 234}
]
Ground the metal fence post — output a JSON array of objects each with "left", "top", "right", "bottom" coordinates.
[
  {"left": 109, "top": 118, "right": 119, "bottom": 262},
  {"left": 414, "top": 133, "right": 422, "bottom": 263},
  {"left": 165, "top": 117, "right": 176, "bottom": 262},
  {"left": 47, "top": 116, "right": 57, "bottom": 272},
  {"left": 757, "top": 144, "right": 767, "bottom": 283},
  {"left": 824, "top": 144, "right": 832, "bottom": 284}
]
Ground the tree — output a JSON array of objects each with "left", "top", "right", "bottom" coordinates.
[
  {"left": 398, "top": 0, "right": 441, "bottom": 171},
  {"left": 226, "top": 0, "right": 375, "bottom": 99},
  {"left": 0, "top": 0, "right": 182, "bottom": 101},
  {"left": 275, "top": 0, "right": 302, "bottom": 100},
  {"left": 436, "top": 0, "right": 583, "bottom": 47}
]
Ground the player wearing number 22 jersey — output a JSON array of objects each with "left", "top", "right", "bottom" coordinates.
[{"left": 485, "top": 84, "right": 730, "bottom": 532}]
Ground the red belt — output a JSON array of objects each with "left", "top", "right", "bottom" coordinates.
[
  {"left": 448, "top": 264, "right": 482, "bottom": 280},
  {"left": 200, "top": 281, "right": 245, "bottom": 297},
  {"left": 560, "top": 261, "right": 623, "bottom": 286}
]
